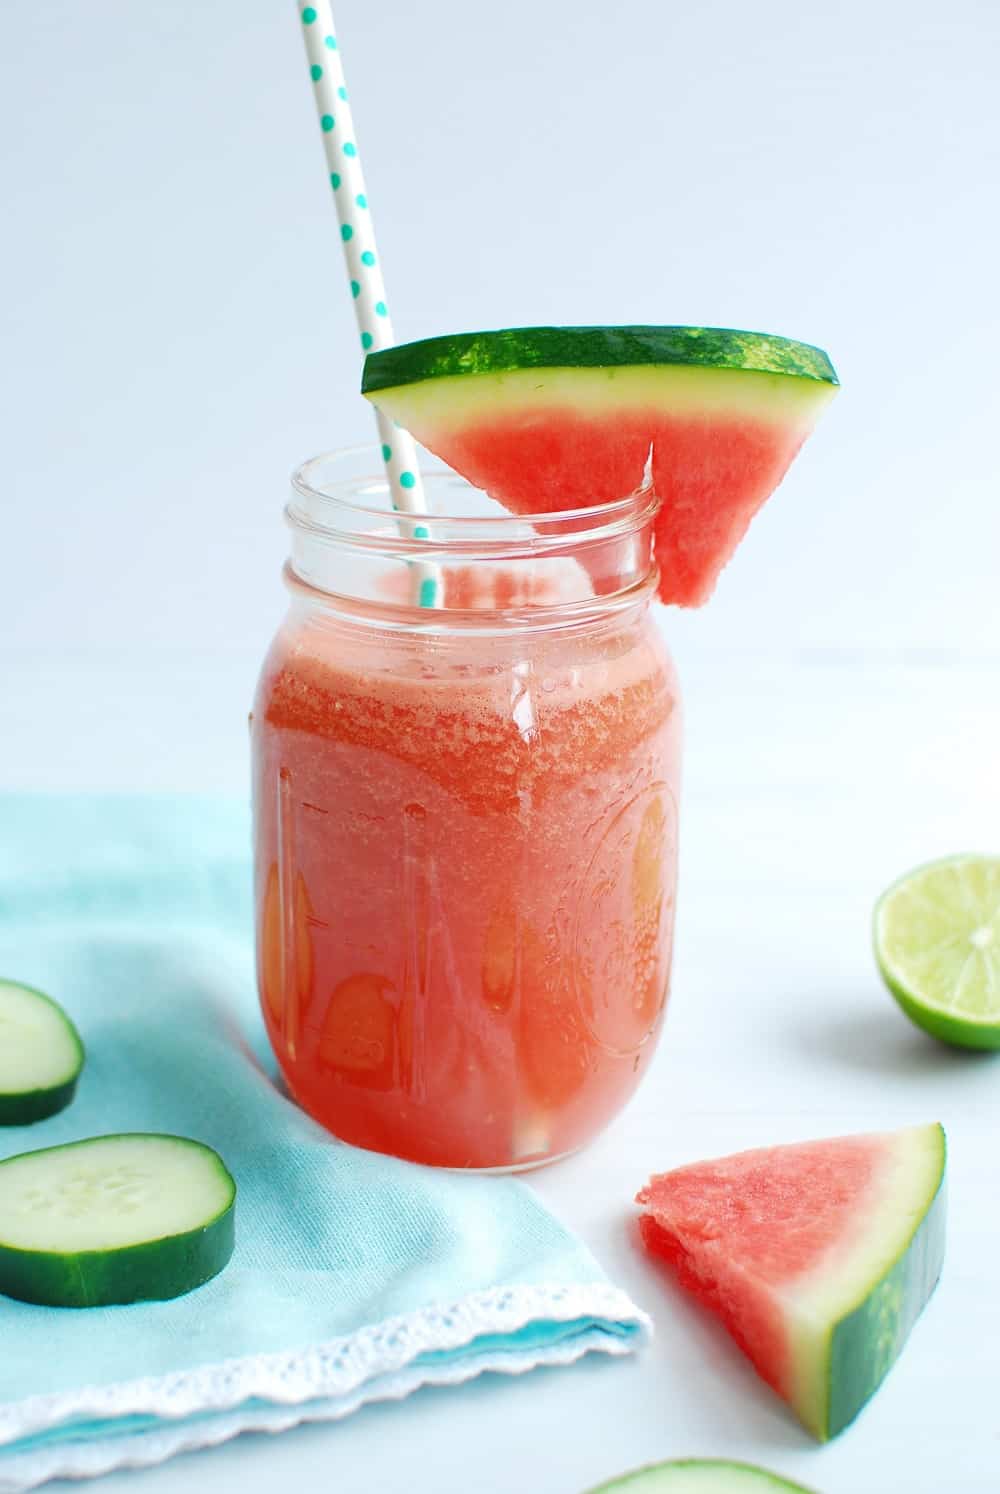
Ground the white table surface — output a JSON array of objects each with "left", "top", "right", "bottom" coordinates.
[{"left": 2, "top": 641, "right": 998, "bottom": 1494}]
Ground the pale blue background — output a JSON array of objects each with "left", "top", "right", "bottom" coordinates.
[
  {"left": 1, "top": 4, "right": 999, "bottom": 1493},
  {"left": 1, "top": 0, "right": 998, "bottom": 673}
]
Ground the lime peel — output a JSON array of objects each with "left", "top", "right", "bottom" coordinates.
[{"left": 874, "top": 854, "right": 1000, "bottom": 1049}]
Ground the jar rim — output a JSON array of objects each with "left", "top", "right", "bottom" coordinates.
[
  {"left": 285, "top": 444, "right": 659, "bottom": 619},
  {"left": 289, "top": 444, "right": 658, "bottom": 553}
]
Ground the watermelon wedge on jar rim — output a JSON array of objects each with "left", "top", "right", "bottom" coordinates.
[{"left": 362, "top": 325, "right": 838, "bottom": 605}]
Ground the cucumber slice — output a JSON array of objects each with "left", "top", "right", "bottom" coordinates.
[
  {"left": 0, "top": 1133, "right": 236, "bottom": 1307},
  {"left": 586, "top": 1460, "right": 818, "bottom": 1492},
  {"left": 0, "top": 980, "right": 85, "bottom": 1125}
]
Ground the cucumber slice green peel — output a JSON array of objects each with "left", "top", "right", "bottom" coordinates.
[
  {"left": 585, "top": 1459, "right": 818, "bottom": 1492},
  {"left": 0, "top": 980, "right": 85, "bottom": 1126},
  {"left": 0, "top": 1133, "right": 236, "bottom": 1307}
]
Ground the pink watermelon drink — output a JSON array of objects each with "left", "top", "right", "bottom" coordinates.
[
  {"left": 253, "top": 327, "right": 836, "bottom": 1168},
  {"left": 253, "top": 468, "right": 681, "bottom": 1169}
]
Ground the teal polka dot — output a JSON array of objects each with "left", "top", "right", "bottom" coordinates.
[
  {"left": 355, "top": 193, "right": 367, "bottom": 209},
  {"left": 381, "top": 443, "right": 392, "bottom": 462},
  {"left": 418, "top": 578, "right": 437, "bottom": 608},
  {"left": 375, "top": 300, "right": 387, "bottom": 316},
  {"left": 343, "top": 142, "right": 357, "bottom": 157},
  {"left": 399, "top": 471, "right": 416, "bottom": 490},
  {"left": 414, "top": 525, "right": 430, "bottom": 539},
  {"left": 360, "top": 250, "right": 376, "bottom": 266},
  {"left": 330, "top": 172, "right": 341, "bottom": 188},
  {"left": 301, "top": 6, "right": 317, "bottom": 23},
  {"left": 361, "top": 331, "right": 374, "bottom": 350},
  {"left": 350, "top": 280, "right": 361, "bottom": 298},
  {"left": 310, "top": 64, "right": 323, "bottom": 81},
  {"left": 321, "top": 114, "right": 335, "bottom": 132},
  {"left": 338, "top": 87, "right": 349, "bottom": 101},
  {"left": 341, "top": 224, "right": 353, "bottom": 241},
  {"left": 324, "top": 34, "right": 337, "bottom": 48}
]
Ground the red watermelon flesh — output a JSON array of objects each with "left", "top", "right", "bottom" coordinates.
[
  {"left": 638, "top": 1134, "right": 882, "bottom": 1400},
  {"left": 364, "top": 350, "right": 837, "bottom": 606},
  {"left": 441, "top": 408, "right": 813, "bottom": 607},
  {"left": 433, "top": 411, "right": 652, "bottom": 516},
  {"left": 636, "top": 1124, "right": 946, "bottom": 1440},
  {"left": 649, "top": 414, "right": 809, "bottom": 606}
]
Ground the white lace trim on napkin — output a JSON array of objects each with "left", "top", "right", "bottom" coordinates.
[{"left": 0, "top": 1281, "right": 650, "bottom": 1493}]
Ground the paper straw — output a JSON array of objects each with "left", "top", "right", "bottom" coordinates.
[{"left": 296, "top": 2, "right": 438, "bottom": 608}]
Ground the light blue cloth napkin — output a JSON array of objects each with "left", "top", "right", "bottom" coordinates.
[{"left": 0, "top": 797, "right": 648, "bottom": 1492}]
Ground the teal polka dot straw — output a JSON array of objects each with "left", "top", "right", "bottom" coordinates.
[{"left": 297, "top": 0, "right": 438, "bottom": 606}]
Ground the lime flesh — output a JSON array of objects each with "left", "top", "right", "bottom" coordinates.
[{"left": 874, "top": 855, "right": 1000, "bottom": 1049}]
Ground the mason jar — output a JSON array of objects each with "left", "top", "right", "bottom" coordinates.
[{"left": 251, "top": 447, "right": 682, "bottom": 1170}]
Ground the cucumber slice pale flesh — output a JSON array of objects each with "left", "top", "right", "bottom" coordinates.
[
  {"left": 586, "top": 1461, "right": 818, "bottom": 1493},
  {"left": 0, "top": 980, "right": 85, "bottom": 1125},
  {"left": 0, "top": 1133, "right": 236, "bottom": 1307}
]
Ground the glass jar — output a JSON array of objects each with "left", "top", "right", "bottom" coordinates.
[{"left": 251, "top": 447, "right": 682, "bottom": 1170}]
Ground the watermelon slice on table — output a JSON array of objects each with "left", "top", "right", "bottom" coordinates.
[
  {"left": 636, "top": 1124, "right": 946, "bottom": 1441},
  {"left": 362, "top": 326, "right": 838, "bottom": 606}
]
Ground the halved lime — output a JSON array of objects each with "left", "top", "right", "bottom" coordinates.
[{"left": 874, "top": 855, "right": 1000, "bottom": 1049}]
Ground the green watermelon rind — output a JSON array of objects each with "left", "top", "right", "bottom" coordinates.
[
  {"left": 776, "top": 1123, "right": 947, "bottom": 1441},
  {"left": 362, "top": 325, "right": 839, "bottom": 395},
  {"left": 585, "top": 1459, "right": 818, "bottom": 1492},
  {"left": 821, "top": 1124, "right": 946, "bottom": 1439}
]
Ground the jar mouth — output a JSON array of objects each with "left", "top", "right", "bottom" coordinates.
[
  {"left": 289, "top": 444, "right": 658, "bottom": 557},
  {"left": 286, "top": 444, "right": 658, "bottom": 617}
]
